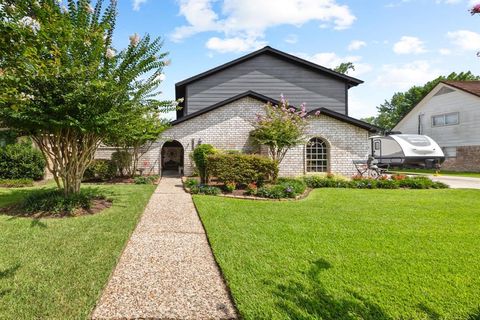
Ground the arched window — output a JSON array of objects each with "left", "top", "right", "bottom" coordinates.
[{"left": 306, "top": 137, "right": 328, "bottom": 172}]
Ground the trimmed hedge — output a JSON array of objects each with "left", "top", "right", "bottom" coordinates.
[
  {"left": 0, "top": 142, "right": 45, "bottom": 180},
  {"left": 83, "top": 160, "right": 117, "bottom": 182},
  {"left": 207, "top": 153, "right": 278, "bottom": 186},
  {"left": 193, "top": 144, "right": 216, "bottom": 183},
  {"left": 304, "top": 174, "right": 448, "bottom": 189}
]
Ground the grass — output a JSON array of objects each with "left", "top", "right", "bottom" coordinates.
[
  {"left": 390, "top": 168, "right": 480, "bottom": 178},
  {"left": 0, "top": 183, "right": 156, "bottom": 319},
  {"left": 194, "top": 189, "right": 480, "bottom": 319}
]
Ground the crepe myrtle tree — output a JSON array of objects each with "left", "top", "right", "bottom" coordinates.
[
  {"left": 0, "top": 0, "right": 175, "bottom": 195},
  {"left": 250, "top": 95, "right": 310, "bottom": 165}
]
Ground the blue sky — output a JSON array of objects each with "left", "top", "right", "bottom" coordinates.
[{"left": 112, "top": 0, "right": 480, "bottom": 119}]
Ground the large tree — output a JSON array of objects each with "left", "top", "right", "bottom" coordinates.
[
  {"left": 370, "top": 72, "right": 480, "bottom": 130},
  {"left": 0, "top": 0, "right": 173, "bottom": 195}
]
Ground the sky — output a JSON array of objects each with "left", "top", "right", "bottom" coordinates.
[{"left": 111, "top": 0, "right": 480, "bottom": 120}]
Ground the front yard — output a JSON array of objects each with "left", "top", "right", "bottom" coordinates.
[
  {"left": 195, "top": 189, "right": 480, "bottom": 319},
  {"left": 0, "top": 184, "right": 156, "bottom": 319}
]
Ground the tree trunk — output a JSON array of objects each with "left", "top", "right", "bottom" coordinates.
[{"left": 32, "top": 130, "right": 101, "bottom": 196}]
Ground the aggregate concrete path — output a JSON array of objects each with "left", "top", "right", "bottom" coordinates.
[
  {"left": 429, "top": 175, "right": 480, "bottom": 189},
  {"left": 91, "top": 173, "right": 237, "bottom": 320}
]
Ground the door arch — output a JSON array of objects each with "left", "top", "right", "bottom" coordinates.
[{"left": 161, "top": 140, "right": 184, "bottom": 171}]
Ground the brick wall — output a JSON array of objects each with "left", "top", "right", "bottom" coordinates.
[
  {"left": 96, "top": 96, "right": 370, "bottom": 177},
  {"left": 442, "top": 145, "right": 480, "bottom": 172}
]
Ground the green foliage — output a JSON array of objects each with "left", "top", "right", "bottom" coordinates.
[
  {"left": 83, "top": 159, "right": 117, "bottom": 182},
  {"left": 190, "top": 185, "right": 221, "bottom": 195},
  {"left": 184, "top": 178, "right": 200, "bottom": 189},
  {"left": 371, "top": 71, "right": 480, "bottom": 130},
  {"left": 0, "top": 0, "right": 175, "bottom": 195},
  {"left": 250, "top": 97, "right": 308, "bottom": 164},
  {"left": 193, "top": 144, "right": 216, "bottom": 183},
  {"left": 255, "top": 178, "right": 307, "bottom": 199},
  {"left": 20, "top": 188, "right": 106, "bottom": 214},
  {"left": 133, "top": 175, "right": 159, "bottom": 185},
  {"left": 0, "top": 142, "right": 45, "bottom": 180},
  {"left": 0, "top": 129, "right": 18, "bottom": 146},
  {"left": 207, "top": 153, "right": 278, "bottom": 186},
  {"left": 304, "top": 174, "right": 449, "bottom": 189},
  {"left": 224, "top": 181, "right": 236, "bottom": 193},
  {"left": 334, "top": 62, "right": 355, "bottom": 75},
  {"left": 0, "top": 178, "right": 34, "bottom": 188},
  {"left": 111, "top": 151, "right": 132, "bottom": 177}
]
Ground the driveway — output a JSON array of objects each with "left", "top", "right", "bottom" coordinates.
[{"left": 429, "top": 175, "right": 480, "bottom": 189}]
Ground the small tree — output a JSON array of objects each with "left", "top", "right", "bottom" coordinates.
[
  {"left": 192, "top": 144, "right": 216, "bottom": 183},
  {"left": 250, "top": 96, "right": 309, "bottom": 165},
  {"left": 334, "top": 62, "right": 355, "bottom": 75},
  {"left": 0, "top": 1, "right": 174, "bottom": 195}
]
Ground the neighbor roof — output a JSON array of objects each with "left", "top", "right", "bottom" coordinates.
[
  {"left": 175, "top": 46, "right": 363, "bottom": 89},
  {"left": 170, "top": 90, "right": 379, "bottom": 132},
  {"left": 442, "top": 81, "right": 480, "bottom": 98}
]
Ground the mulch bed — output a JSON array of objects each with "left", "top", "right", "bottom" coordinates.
[{"left": 0, "top": 198, "right": 113, "bottom": 219}]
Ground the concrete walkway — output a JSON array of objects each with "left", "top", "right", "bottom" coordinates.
[
  {"left": 429, "top": 175, "right": 480, "bottom": 189},
  {"left": 91, "top": 173, "right": 237, "bottom": 319}
]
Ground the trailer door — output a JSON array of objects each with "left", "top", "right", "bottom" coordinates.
[{"left": 372, "top": 138, "right": 382, "bottom": 158}]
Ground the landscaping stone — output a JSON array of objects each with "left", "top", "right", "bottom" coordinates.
[{"left": 91, "top": 173, "right": 237, "bottom": 320}]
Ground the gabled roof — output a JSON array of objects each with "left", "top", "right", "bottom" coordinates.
[
  {"left": 170, "top": 91, "right": 379, "bottom": 132},
  {"left": 175, "top": 46, "right": 363, "bottom": 89},
  {"left": 441, "top": 81, "right": 480, "bottom": 98},
  {"left": 394, "top": 81, "right": 480, "bottom": 130}
]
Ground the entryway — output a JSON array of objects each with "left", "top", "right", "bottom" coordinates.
[{"left": 161, "top": 140, "right": 184, "bottom": 174}]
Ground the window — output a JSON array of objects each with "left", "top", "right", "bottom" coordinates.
[
  {"left": 432, "top": 112, "right": 459, "bottom": 127},
  {"left": 306, "top": 137, "right": 328, "bottom": 172},
  {"left": 443, "top": 147, "right": 457, "bottom": 158}
]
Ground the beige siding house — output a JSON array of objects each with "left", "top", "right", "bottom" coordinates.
[
  {"left": 393, "top": 81, "right": 480, "bottom": 171},
  {"left": 97, "top": 46, "right": 379, "bottom": 177}
]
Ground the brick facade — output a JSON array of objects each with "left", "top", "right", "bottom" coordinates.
[
  {"left": 96, "top": 96, "right": 370, "bottom": 177},
  {"left": 442, "top": 145, "right": 480, "bottom": 172}
]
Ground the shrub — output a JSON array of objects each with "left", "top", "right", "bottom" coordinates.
[
  {"left": 304, "top": 175, "right": 349, "bottom": 188},
  {"left": 20, "top": 188, "right": 106, "bottom": 214},
  {"left": 0, "top": 178, "right": 34, "bottom": 188},
  {"left": 0, "top": 142, "right": 45, "bottom": 180},
  {"left": 225, "top": 181, "right": 236, "bottom": 193},
  {"left": 193, "top": 144, "right": 216, "bottom": 183},
  {"left": 245, "top": 182, "right": 258, "bottom": 195},
  {"left": 83, "top": 160, "right": 117, "bottom": 182},
  {"left": 111, "top": 151, "right": 132, "bottom": 177},
  {"left": 184, "top": 178, "right": 200, "bottom": 189},
  {"left": 391, "top": 174, "right": 407, "bottom": 181},
  {"left": 207, "top": 153, "right": 278, "bottom": 186},
  {"left": 375, "top": 179, "right": 399, "bottom": 189},
  {"left": 256, "top": 185, "right": 286, "bottom": 199},
  {"left": 277, "top": 178, "right": 307, "bottom": 195},
  {"left": 134, "top": 175, "right": 159, "bottom": 185},
  {"left": 190, "top": 185, "right": 221, "bottom": 195}
]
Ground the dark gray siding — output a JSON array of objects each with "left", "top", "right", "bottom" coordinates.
[{"left": 185, "top": 54, "right": 347, "bottom": 115}]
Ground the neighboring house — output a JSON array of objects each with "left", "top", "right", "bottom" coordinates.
[
  {"left": 393, "top": 81, "right": 480, "bottom": 172},
  {"left": 97, "top": 46, "right": 379, "bottom": 176}
]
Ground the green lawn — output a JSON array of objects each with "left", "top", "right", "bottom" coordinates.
[
  {"left": 390, "top": 168, "right": 480, "bottom": 178},
  {"left": 195, "top": 189, "right": 480, "bottom": 320},
  {"left": 0, "top": 183, "right": 155, "bottom": 319}
]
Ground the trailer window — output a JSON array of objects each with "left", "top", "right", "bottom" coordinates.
[
  {"left": 373, "top": 141, "right": 381, "bottom": 151},
  {"left": 397, "top": 135, "right": 431, "bottom": 147},
  {"left": 306, "top": 137, "right": 328, "bottom": 173},
  {"left": 432, "top": 112, "right": 459, "bottom": 127}
]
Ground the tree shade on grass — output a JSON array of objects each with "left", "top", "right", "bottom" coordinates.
[
  {"left": 0, "top": 183, "right": 155, "bottom": 319},
  {"left": 194, "top": 189, "right": 480, "bottom": 319}
]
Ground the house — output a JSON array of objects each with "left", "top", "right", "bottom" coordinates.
[
  {"left": 393, "top": 81, "right": 480, "bottom": 172},
  {"left": 97, "top": 46, "right": 379, "bottom": 177}
]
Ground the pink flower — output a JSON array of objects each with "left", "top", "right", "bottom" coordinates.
[
  {"left": 471, "top": 3, "right": 480, "bottom": 14},
  {"left": 315, "top": 111, "right": 321, "bottom": 116}
]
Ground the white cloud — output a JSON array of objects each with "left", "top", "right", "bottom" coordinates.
[
  {"left": 375, "top": 61, "right": 442, "bottom": 90},
  {"left": 300, "top": 52, "right": 373, "bottom": 77},
  {"left": 132, "top": 0, "right": 147, "bottom": 11},
  {"left": 206, "top": 37, "right": 266, "bottom": 53},
  {"left": 393, "top": 36, "right": 427, "bottom": 54},
  {"left": 439, "top": 48, "right": 451, "bottom": 55},
  {"left": 348, "top": 40, "right": 366, "bottom": 51},
  {"left": 447, "top": 30, "right": 480, "bottom": 51},
  {"left": 172, "top": 0, "right": 356, "bottom": 53},
  {"left": 285, "top": 34, "right": 298, "bottom": 44}
]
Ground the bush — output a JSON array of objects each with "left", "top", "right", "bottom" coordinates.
[
  {"left": 134, "top": 175, "right": 159, "bottom": 185},
  {"left": 111, "top": 151, "right": 132, "bottom": 176},
  {"left": 256, "top": 185, "right": 286, "bottom": 199},
  {"left": 254, "top": 178, "right": 306, "bottom": 199},
  {"left": 190, "top": 185, "right": 221, "bottom": 195},
  {"left": 193, "top": 144, "right": 216, "bottom": 183},
  {"left": 184, "top": 178, "right": 200, "bottom": 189},
  {"left": 224, "top": 181, "right": 236, "bottom": 193},
  {"left": 245, "top": 182, "right": 258, "bottom": 195},
  {"left": 0, "top": 178, "right": 34, "bottom": 188},
  {"left": 277, "top": 178, "right": 307, "bottom": 195},
  {"left": 207, "top": 153, "right": 278, "bottom": 186},
  {"left": 304, "top": 174, "right": 349, "bottom": 188},
  {"left": 83, "top": 159, "right": 117, "bottom": 181},
  {"left": 0, "top": 142, "right": 45, "bottom": 180},
  {"left": 20, "top": 188, "right": 106, "bottom": 214}
]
